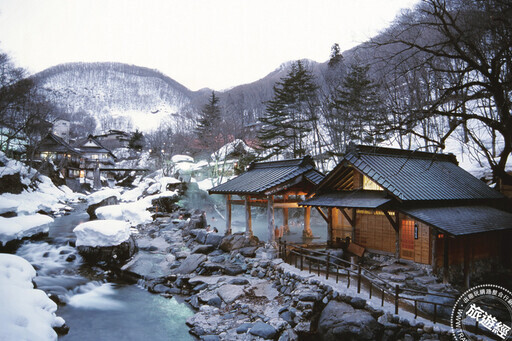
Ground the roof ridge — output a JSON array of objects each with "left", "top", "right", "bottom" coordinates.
[{"left": 349, "top": 144, "right": 457, "bottom": 164}]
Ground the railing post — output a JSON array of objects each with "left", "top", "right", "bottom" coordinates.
[
  {"left": 336, "top": 265, "right": 339, "bottom": 283},
  {"left": 283, "top": 240, "right": 287, "bottom": 263},
  {"left": 394, "top": 285, "right": 399, "bottom": 315},
  {"left": 326, "top": 252, "right": 330, "bottom": 280},
  {"left": 433, "top": 304, "right": 437, "bottom": 324},
  {"left": 369, "top": 282, "right": 372, "bottom": 299},
  {"left": 414, "top": 300, "right": 418, "bottom": 319},
  {"left": 300, "top": 250, "right": 304, "bottom": 271},
  {"left": 357, "top": 265, "right": 362, "bottom": 294}
]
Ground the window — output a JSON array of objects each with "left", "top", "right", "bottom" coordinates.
[{"left": 363, "top": 175, "right": 383, "bottom": 191}]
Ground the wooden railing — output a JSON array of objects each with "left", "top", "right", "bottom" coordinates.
[{"left": 278, "top": 240, "right": 455, "bottom": 324}]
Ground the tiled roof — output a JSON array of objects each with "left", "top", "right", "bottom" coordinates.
[
  {"left": 326, "top": 145, "right": 503, "bottom": 202},
  {"left": 401, "top": 205, "right": 512, "bottom": 236},
  {"left": 208, "top": 156, "right": 324, "bottom": 195},
  {"left": 300, "top": 190, "right": 391, "bottom": 209},
  {"left": 37, "top": 133, "right": 80, "bottom": 155}
]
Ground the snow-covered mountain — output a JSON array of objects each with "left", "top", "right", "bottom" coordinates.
[
  {"left": 32, "top": 60, "right": 332, "bottom": 132},
  {"left": 32, "top": 62, "right": 200, "bottom": 132}
]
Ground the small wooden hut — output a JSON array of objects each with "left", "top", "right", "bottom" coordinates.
[
  {"left": 300, "top": 145, "right": 512, "bottom": 286},
  {"left": 208, "top": 156, "right": 324, "bottom": 242}
]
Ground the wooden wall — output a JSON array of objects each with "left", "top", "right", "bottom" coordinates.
[
  {"left": 354, "top": 211, "right": 396, "bottom": 254},
  {"left": 435, "top": 230, "right": 511, "bottom": 268},
  {"left": 412, "top": 221, "right": 431, "bottom": 265}
]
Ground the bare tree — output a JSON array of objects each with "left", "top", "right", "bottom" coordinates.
[{"left": 372, "top": 0, "right": 512, "bottom": 185}]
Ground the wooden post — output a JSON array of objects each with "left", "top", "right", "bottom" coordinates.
[
  {"left": 443, "top": 237, "right": 449, "bottom": 283},
  {"left": 245, "top": 195, "right": 253, "bottom": 237},
  {"left": 268, "top": 195, "right": 275, "bottom": 243},
  {"left": 327, "top": 208, "right": 333, "bottom": 244},
  {"left": 431, "top": 230, "right": 437, "bottom": 273},
  {"left": 463, "top": 240, "right": 470, "bottom": 289},
  {"left": 303, "top": 206, "right": 312, "bottom": 238},
  {"left": 395, "top": 213, "right": 400, "bottom": 259},
  {"left": 283, "top": 194, "right": 289, "bottom": 233},
  {"left": 225, "top": 194, "right": 232, "bottom": 235}
]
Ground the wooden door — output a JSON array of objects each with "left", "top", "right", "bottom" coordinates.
[{"left": 400, "top": 219, "right": 415, "bottom": 260}]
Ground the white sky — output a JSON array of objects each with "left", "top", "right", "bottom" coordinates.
[{"left": 0, "top": 0, "right": 418, "bottom": 91}]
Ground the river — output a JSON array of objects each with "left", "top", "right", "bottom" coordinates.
[{"left": 15, "top": 204, "right": 194, "bottom": 341}]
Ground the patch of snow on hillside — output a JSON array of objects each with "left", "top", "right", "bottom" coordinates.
[{"left": 0, "top": 253, "right": 65, "bottom": 341}]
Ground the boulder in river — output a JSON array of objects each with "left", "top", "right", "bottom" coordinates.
[
  {"left": 317, "top": 300, "right": 383, "bottom": 341},
  {"left": 73, "top": 220, "right": 137, "bottom": 266}
]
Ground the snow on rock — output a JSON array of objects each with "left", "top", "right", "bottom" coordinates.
[
  {"left": 0, "top": 253, "right": 65, "bottom": 341},
  {"left": 171, "top": 155, "right": 194, "bottom": 163},
  {"left": 73, "top": 220, "right": 132, "bottom": 247},
  {"left": 158, "top": 176, "right": 181, "bottom": 190},
  {"left": 145, "top": 182, "right": 161, "bottom": 195},
  {"left": 95, "top": 201, "right": 153, "bottom": 227},
  {"left": 87, "top": 188, "right": 121, "bottom": 205},
  {"left": 0, "top": 214, "right": 54, "bottom": 246},
  {"left": 0, "top": 196, "right": 18, "bottom": 214},
  {"left": 211, "top": 139, "right": 255, "bottom": 161}
]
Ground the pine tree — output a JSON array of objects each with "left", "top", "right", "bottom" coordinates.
[
  {"left": 128, "top": 129, "right": 144, "bottom": 150},
  {"left": 195, "top": 91, "right": 223, "bottom": 151},
  {"left": 329, "top": 63, "right": 384, "bottom": 147},
  {"left": 258, "top": 60, "right": 319, "bottom": 159}
]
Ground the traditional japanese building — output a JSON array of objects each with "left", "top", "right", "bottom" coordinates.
[
  {"left": 300, "top": 145, "right": 512, "bottom": 286},
  {"left": 208, "top": 156, "right": 324, "bottom": 242},
  {"left": 35, "top": 132, "right": 81, "bottom": 177}
]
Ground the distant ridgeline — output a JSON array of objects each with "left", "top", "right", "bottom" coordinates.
[{"left": 30, "top": 59, "right": 335, "bottom": 131}]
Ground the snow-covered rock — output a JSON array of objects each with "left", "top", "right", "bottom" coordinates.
[
  {"left": 0, "top": 214, "right": 54, "bottom": 246},
  {"left": 0, "top": 253, "right": 65, "bottom": 341},
  {"left": 211, "top": 139, "right": 255, "bottom": 161},
  {"left": 171, "top": 155, "right": 194, "bottom": 163},
  {"left": 86, "top": 188, "right": 121, "bottom": 205},
  {"left": 95, "top": 201, "right": 153, "bottom": 226},
  {"left": 73, "top": 220, "right": 132, "bottom": 247}
]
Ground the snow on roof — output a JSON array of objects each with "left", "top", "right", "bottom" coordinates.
[
  {"left": 73, "top": 220, "right": 132, "bottom": 247},
  {"left": 0, "top": 253, "right": 65, "bottom": 341},
  {"left": 0, "top": 214, "right": 54, "bottom": 246}
]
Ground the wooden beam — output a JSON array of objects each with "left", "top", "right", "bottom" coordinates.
[
  {"left": 383, "top": 210, "right": 399, "bottom": 232},
  {"left": 340, "top": 208, "right": 355, "bottom": 227},
  {"left": 303, "top": 206, "right": 312, "bottom": 238},
  {"left": 273, "top": 202, "right": 300, "bottom": 208},
  {"left": 245, "top": 195, "right": 253, "bottom": 237},
  {"left": 225, "top": 194, "right": 232, "bottom": 235},
  {"left": 268, "top": 195, "right": 275, "bottom": 243},
  {"left": 315, "top": 207, "right": 329, "bottom": 223}
]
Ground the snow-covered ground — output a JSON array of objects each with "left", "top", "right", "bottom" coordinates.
[
  {"left": 0, "top": 152, "right": 85, "bottom": 246},
  {"left": 0, "top": 253, "right": 66, "bottom": 341}
]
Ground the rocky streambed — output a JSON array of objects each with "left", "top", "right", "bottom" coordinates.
[{"left": 85, "top": 207, "right": 459, "bottom": 341}]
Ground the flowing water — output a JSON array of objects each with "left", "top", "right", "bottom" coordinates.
[{"left": 14, "top": 204, "right": 193, "bottom": 340}]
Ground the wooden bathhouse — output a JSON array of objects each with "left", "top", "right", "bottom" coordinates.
[
  {"left": 300, "top": 145, "right": 512, "bottom": 285},
  {"left": 208, "top": 156, "right": 324, "bottom": 242}
]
